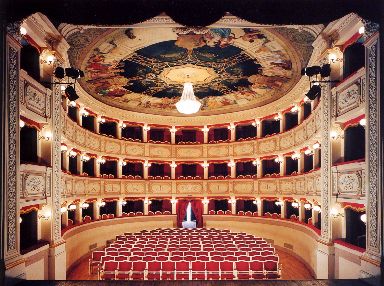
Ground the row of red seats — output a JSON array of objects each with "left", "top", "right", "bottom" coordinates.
[{"left": 99, "top": 260, "right": 280, "bottom": 280}]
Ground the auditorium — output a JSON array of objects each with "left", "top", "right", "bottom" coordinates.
[{"left": 0, "top": 1, "right": 382, "bottom": 285}]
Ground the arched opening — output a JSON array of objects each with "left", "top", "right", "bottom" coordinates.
[
  {"left": 20, "top": 42, "right": 40, "bottom": 82},
  {"left": 20, "top": 208, "right": 38, "bottom": 253},
  {"left": 208, "top": 127, "right": 229, "bottom": 143},
  {"left": 148, "top": 163, "right": 171, "bottom": 178},
  {"left": 208, "top": 163, "right": 229, "bottom": 177},
  {"left": 68, "top": 105, "right": 78, "bottom": 123},
  {"left": 20, "top": 125, "right": 38, "bottom": 164},
  {"left": 344, "top": 125, "right": 365, "bottom": 162},
  {"left": 100, "top": 201, "right": 117, "bottom": 217},
  {"left": 343, "top": 42, "right": 365, "bottom": 78},
  {"left": 149, "top": 128, "right": 171, "bottom": 143},
  {"left": 285, "top": 157, "right": 298, "bottom": 175},
  {"left": 262, "top": 159, "right": 280, "bottom": 176},
  {"left": 122, "top": 162, "right": 143, "bottom": 178},
  {"left": 68, "top": 154, "right": 78, "bottom": 174}
]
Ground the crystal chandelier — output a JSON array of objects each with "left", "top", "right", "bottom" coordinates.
[{"left": 176, "top": 82, "right": 201, "bottom": 115}]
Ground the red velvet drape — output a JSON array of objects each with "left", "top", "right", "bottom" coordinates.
[
  {"left": 162, "top": 199, "right": 172, "bottom": 212},
  {"left": 191, "top": 200, "right": 203, "bottom": 228},
  {"left": 208, "top": 200, "right": 215, "bottom": 211},
  {"left": 175, "top": 165, "right": 182, "bottom": 178},
  {"left": 236, "top": 200, "right": 245, "bottom": 213},
  {"left": 176, "top": 200, "right": 189, "bottom": 227}
]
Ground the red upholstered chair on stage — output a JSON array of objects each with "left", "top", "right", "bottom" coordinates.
[
  {"left": 250, "top": 261, "right": 265, "bottom": 279},
  {"left": 161, "top": 261, "right": 175, "bottom": 280},
  {"left": 206, "top": 261, "right": 220, "bottom": 280},
  {"left": 101, "top": 261, "right": 118, "bottom": 280},
  {"left": 220, "top": 261, "right": 234, "bottom": 280},
  {"left": 147, "top": 261, "right": 162, "bottom": 280},
  {"left": 131, "top": 261, "right": 146, "bottom": 280},
  {"left": 116, "top": 261, "right": 132, "bottom": 280},
  {"left": 191, "top": 261, "right": 206, "bottom": 280},
  {"left": 236, "top": 261, "right": 251, "bottom": 279},
  {"left": 175, "top": 261, "right": 190, "bottom": 280}
]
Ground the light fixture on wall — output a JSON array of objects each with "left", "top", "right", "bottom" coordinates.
[
  {"left": 119, "top": 160, "right": 127, "bottom": 167},
  {"left": 81, "top": 202, "right": 90, "bottom": 209},
  {"left": 228, "top": 198, "right": 237, "bottom": 204},
  {"left": 227, "top": 160, "right": 236, "bottom": 167},
  {"left": 144, "top": 199, "right": 152, "bottom": 205},
  {"left": 171, "top": 198, "right": 178, "bottom": 204},
  {"left": 170, "top": 126, "right": 177, "bottom": 133},
  {"left": 274, "top": 157, "right": 283, "bottom": 164},
  {"left": 69, "top": 150, "right": 77, "bottom": 158},
  {"left": 99, "top": 201, "right": 106, "bottom": 207},
  {"left": 143, "top": 125, "right": 151, "bottom": 132},
  {"left": 330, "top": 205, "right": 343, "bottom": 218},
  {"left": 80, "top": 108, "right": 89, "bottom": 117},
  {"left": 275, "top": 201, "right": 283, "bottom": 207},
  {"left": 119, "top": 122, "right": 127, "bottom": 129},
  {"left": 176, "top": 82, "right": 201, "bottom": 115},
  {"left": 313, "top": 142, "right": 321, "bottom": 149},
  {"left": 40, "top": 50, "right": 56, "bottom": 65},
  {"left": 60, "top": 207, "right": 67, "bottom": 213},
  {"left": 227, "top": 123, "right": 236, "bottom": 131},
  {"left": 252, "top": 119, "right": 260, "bottom": 127},
  {"left": 290, "top": 105, "right": 299, "bottom": 113},
  {"left": 19, "top": 217, "right": 23, "bottom": 223},
  {"left": 358, "top": 26, "right": 365, "bottom": 34},
  {"left": 253, "top": 199, "right": 259, "bottom": 205},
  {"left": 313, "top": 205, "right": 321, "bottom": 212},
  {"left": 60, "top": 145, "right": 68, "bottom": 152},
  {"left": 80, "top": 154, "right": 90, "bottom": 162},
  {"left": 360, "top": 213, "right": 367, "bottom": 224},
  {"left": 68, "top": 204, "right": 77, "bottom": 211},
  {"left": 291, "top": 201, "right": 299, "bottom": 208},
  {"left": 19, "top": 119, "right": 25, "bottom": 128},
  {"left": 304, "top": 149, "right": 313, "bottom": 156},
  {"left": 252, "top": 159, "right": 260, "bottom": 166},
  {"left": 19, "top": 26, "right": 27, "bottom": 36},
  {"left": 97, "top": 117, "right": 106, "bottom": 124},
  {"left": 291, "top": 152, "right": 300, "bottom": 160},
  {"left": 38, "top": 209, "right": 52, "bottom": 220},
  {"left": 40, "top": 130, "right": 53, "bottom": 141},
  {"left": 274, "top": 113, "right": 282, "bottom": 121},
  {"left": 170, "top": 162, "right": 178, "bottom": 168},
  {"left": 97, "top": 157, "right": 106, "bottom": 164},
  {"left": 330, "top": 130, "right": 340, "bottom": 140},
  {"left": 304, "top": 203, "right": 312, "bottom": 210},
  {"left": 202, "top": 198, "right": 210, "bottom": 205},
  {"left": 120, "top": 201, "right": 127, "bottom": 206},
  {"left": 201, "top": 162, "right": 209, "bottom": 168},
  {"left": 201, "top": 126, "right": 209, "bottom": 133},
  {"left": 328, "top": 52, "right": 342, "bottom": 64},
  {"left": 143, "top": 161, "right": 152, "bottom": 168},
  {"left": 359, "top": 118, "right": 366, "bottom": 126}
]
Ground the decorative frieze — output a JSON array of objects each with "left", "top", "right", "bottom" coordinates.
[
  {"left": 332, "top": 161, "right": 365, "bottom": 199},
  {"left": 20, "top": 165, "right": 52, "bottom": 201}
]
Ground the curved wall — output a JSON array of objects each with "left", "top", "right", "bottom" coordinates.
[{"left": 61, "top": 105, "right": 321, "bottom": 161}]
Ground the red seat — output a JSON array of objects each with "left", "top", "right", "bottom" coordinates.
[
  {"left": 101, "top": 261, "right": 118, "bottom": 280},
  {"left": 131, "top": 261, "right": 146, "bottom": 280},
  {"left": 191, "top": 261, "right": 206, "bottom": 280},
  {"left": 129, "top": 256, "right": 141, "bottom": 262},
  {"left": 89, "top": 251, "right": 104, "bottom": 274},
  {"left": 236, "top": 261, "right": 251, "bottom": 279},
  {"left": 143, "top": 255, "right": 155, "bottom": 261},
  {"left": 264, "top": 260, "right": 280, "bottom": 279},
  {"left": 250, "top": 260, "right": 265, "bottom": 279},
  {"left": 185, "top": 255, "right": 196, "bottom": 261},
  {"left": 147, "top": 261, "right": 161, "bottom": 280},
  {"left": 220, "top": 261, "right": 234, "bottom": 280},
  {"left": 211, "top": 255, "right": 224, "bottom": 261},
  {"left": 206, "top": 261, "right": 220, "bottom": 280},
  {"left": 197, "top": 255, "right": 209, "bottom": 261},
  {"left": 171, "top": 255, "right": 183, "bottom": 261},
  {"left": 161, "top": 261, "right": 175, "bottom": 280},
  {"left": 116, "top": 261, "right": 132, "bottom": 280},
  {"left": 157, "top": 255, "right": 168, "bottom": 261},
  {"left": 175, "top": 261, "right": 190, "bottom": 280},
  {"left": 238, "top": 255, "right": 250, "bottom": 261},
  {"left": 225, "top": 255, "right": 237, "bottom": 261},
  {"left": 115, "top": 256, "right": 128, "bottom": 261}
]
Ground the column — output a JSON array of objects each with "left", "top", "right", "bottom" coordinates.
[
  {"left": 279, "top": 115, "right": 284, "bottom": 132},
  {"left": 170, "top": 127, "right": 176, "bottom": 144},
  {"left": 313, "top": 148, "right": 320, "bottom": 169},
  {"left": 256, "top": 121, "right": 262, "bottom": 138},
  {"left": 229, "top": 124, "right": 235, "bottom": 142},
  {"left": 203, "top": 162, "right": 209, "bottom": 179},
  {"left": 77, "top": 155, "right": 82, "bottom": 175},
  {"left": 230, "top": 162, "right": 236, "bottom": 178},
  {"left": 230, "top": 197, "right": 236, "bottom": 214},
  {"left": 117, "top": 121, "right": 122, "bottom": 139},
  {"left": 258, "top": 199, "right": 263, "bottom": 216},
  {"left": 298, "top": 202, "right": 305, "bottom": 222},
  {"left": 143, "top": 162, "right": 149, "bottom": 179},
  {"left": 203, "top": 126, "right": 209, "bottom": 143},
  {"left": 298, "top": 152, "right": 304, "bottom": 173},
  {"left": 312, "top": 208, "right": 318, "bottom": 226},
  {"left": 203, "top": 198, "right": 209, "bottom": 215},
  {"left": 171, "top": 162, "right": 176, "bottom": 179},
  {"left": 144, "top": 198, "right": 149, "bottom": 215},
  {"left": 93, "top": 199, "right": 101, "bottom": 220},
  {"left": 171, "top": 198, "right": 177, "bottom": 214},
  {"left": 257, "top": 161, "right": 262, "bottom": 178},
  {"left": 75, "top": 202, "right": 82, "bottom": 224},
  {"left": 281, "top": 200, "right": 286, "bottom": 219},
  {"left": 62, "top": 150, "right": 69, "bottom": 171},
  {"left": 361, "top": 31, "right": 381, "bottom": 280},
  {"left": 143, "top": 125, "right": 149, "bottom": 142},
  {"left": 77, "top": 107, "right": 82, "bottom": 126},
  {"left": 116, "top": 199, "right": 123, "bottom": 217},
  {"left": 279, "top": 158, "right": 284, "bottom": 176},
  {"left": 94, "top": 116, "right": 99, "bottom": 133},
  {"left": 117, "top": 160, "right": 123, "bottom": 178},
  {"left": 95, "top": 159, "right": 100, "bottom": 177},
  {"left": 61, "top": 210, "right": 68, "bottom": 228},
  {"left": 298, "top": 104, "right": 304, "bottom": 124}
]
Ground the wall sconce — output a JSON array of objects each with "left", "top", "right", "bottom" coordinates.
[
  {"left": 81, "top": 202, "right": 89, "bottom": 209},
  {"left": 170, "top": 126, "right": 177, "bottom": 133},
  {"left": 80, "top": 109, "right": 89, "bottom": 117},
  {"left": 41, "top": 52, "right": 56, "bottom": 65},
  {"left": 80, "top": 154, "right": 90, "bottom": 162},
  {"left": 274, "top": 113, "right": 282, "bottom": 121},
  {"left": 313, "top": 205, "right": 321, "bottom": 212},
  {"left": 119, "top": 122, "right": 127, "bottom": 128},
  {"left": 202, "top": 198, "right": 210, "bottom": 205},
  {"left": 330, "top": 130, "right": 340, "bottom": 140},
  {"left": 69, "top": 150, "right": 77, "bottom": 158},
  {"left": 144, "top": 161, "right": 152, "bottom": 168},
  {"left": 291, "top": 202, "right": 299, "bottom": 208},
  {"left": 291, "top": 152, "right": 300, "bottom": 160},
  {"left": 290, "top": 105, "right": 299, "bottom": 113},
  {"left": 328, "top": 53, "right": 342, "bottom": 63},
  {"left": 170, "top": 162, "right": 178, "bottom": 168},
  {"left": 60, "top": 207, "right": 67, "bottom": 213},
  {"left": 38, "top": 209, "right": 52, "bottom": 220},
  {"left": 19, "top": 119, "right": 25, "bottom": 128},
  {"left": 313, "top": 142, "right": 320, "bottom": 149},
  {"left": 275, "top": 201, "right": 283, "bottom": 207},
  {"left": 201, "top": 126, "right": 209, "bottom": 133},
  {"left": 252, "top": 159, "right": 260, "bottom": 166},
  {"left": 98, "top": 201, "right": 106, "bottom": 207},
  {"left": 97, "top": 117, "right": 106, "bottom": 124},
  {"left": 252, "top": 119, "right": 260, "bottom": 127},
  {"left": 304, "top": 203, "right": 312, "bottom": 210},
  {"left": 274, "top": 157, "right": 283, "bottom": 164},
  {"left": 253, "top": 199, "right": 259, "bottom": 205},
  {"left": 228, "top": 198, "right": 237, "bottom": 204},
  {"left": 68, "top": 101, "right": 77, "bottom": 107},
  {"left": 119, "top": 161, "right": 127, "bottom": 167},
  {"left": 360, "top": 213, "right": 367, "bottom": 224},
  {"left": 304, "top": 149, "right": 314, "bottom": 156},
  {"left": 97, "top": 158, "right": 106, "bottom": 164},
  {"left": 144, "top": 199, "right": 152, "bottom": 205},
  {"left": 171, "top": 198, "right": 178, "bottom": 204},
  {"left": 19, "top": 217, "right": 23, "bottom": 223},
  {"left": 120, "top": 201, "right": 127, "bottom": 206},
  {"left": 143, "top": 125, "right": 151, "bottom": 132},
  {"left": 201, "top": 162, "right": 209, "bottom": 168},
  {"left": 227, "top": 160, "right": 236, "bottom": 167},
  {"left": 358, "top": 26, "right": 365, "bottom": 34},
  {"left": 20, "top": 26, "right": 27, "bottom": 36},
  {"left": 68, "top": 204, "right": 77, "bottom": 211},
  {"left": 40, "top": 130, "right": 53, "bottom": 141},
  {"left": 227, "top": 123, "right": 236, "bottom": 130},
  {"left": 61, "top": 145, "right": 68, "bottom": 152},
  {"left": 330, "top": 205, "right": 343, "bottom": 218},
  {"left": 359, "top": 118, "right": 366, "bottom": 126},
  {"left": 303, "top": 96, "right": 311, "bottom": 103}
]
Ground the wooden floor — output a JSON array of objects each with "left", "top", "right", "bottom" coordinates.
[{"left": 67, "top": 249, "right": 313, "bottom": 280}]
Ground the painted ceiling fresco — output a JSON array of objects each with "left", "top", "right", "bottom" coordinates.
[{"left": 70, "top": 27, "right": 314, "bottom": 115}]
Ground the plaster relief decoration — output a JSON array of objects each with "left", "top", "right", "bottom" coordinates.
[
  {"left": 66, "top": 27, "right": 315, "bottom": 116},
  {"left": 336, "top": 82, "right": 362, "bottom": 116},
  {"left": 279, "top": 180, "right": 295, "bottom": 194},
  {"left": 124, "top": 181, "right": 146, "bottom": 194},
  {"left": 258, "top": 180, "right": 278, "bottom": 194},
  {"left": 87, "top": 133, "right": 101, "bottom": 151},
  {"left": 86, "top": 181, "right": 101, "bottom": 195},
  {"left": 258, "top": 139, "right": 276, "bottom": 153},
  {"left": 104, "top": 181, "right": 121, "bottom": 194},
  {"left": 207, "top": 145, "right": 229, "bottom": 157},
  {"left": 279, "top": 133, "right": 294, "bottom": 149},
  {"left": 74, "top": 180, "right": 86, "bottom": 195},
  {"left": 75, "top": 128, "right": 87, "bottom": 146},
  {"left": 294, "top": 127, "right": 305, "bottom": 144},
  {"left": 148, "top": 182, "right": 172, "bottom": 194},
  {"left": 294, "top": 179, "right": 306, "bottom": 195},
  {"left": 21, "top": 172, "right": 50, "bottom": 200},
  {"left": 175, "top": 146, "right": 203, "bottom": 158},
  {"left": 124, "top": 143, "right": 145, "bottom": 156},
  {"left": 176, "top": 182, "right": 204, "bottom": 194},
  {"left": 207, "top": 181, "right": 229, "bottom": 194},
  {"left": 233, "top": 143, "right": 254, "bottom": 156},
  {"left": 104, "top": 140, "right": 121, "bottom": 154},
  {"left": 149, "top": 146, "right": 172, "bottom": 158},
  {"left": 24, "top": 83, "right": 51, "bottom": 118},
  {"left": 233, "top": 181, "right": 254, "bottom": 194}
]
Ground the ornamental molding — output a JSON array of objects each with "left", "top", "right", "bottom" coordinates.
[
  {"left": 20, "top": 165, "right": 52, "bottom": 201},
  {"left": 61, "top": 104, "right": 321, "bottom": 161},
  {"left": 332, "top": 162, "right": 365, "bottom": 199}
]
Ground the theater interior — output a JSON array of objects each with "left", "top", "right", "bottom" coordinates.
[{"left": 0, "top": 1, "right": 382, "bottom": 285}]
